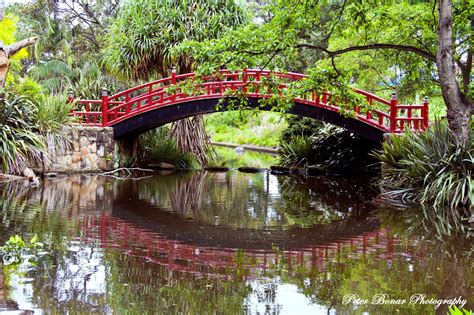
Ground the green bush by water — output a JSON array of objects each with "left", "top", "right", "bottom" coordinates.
[
  {"left": 373, "top": 121, "right": 473, "bottom": 210},
  {"left": 138, "top": 127, "right": 198, "bottom": 169},
  {"left": 278, "top": 135, "right": 313, "bottom": 167},
  {"left": 0, "top": 90, "right": 74, "bottom": 174},
  {"left": 279, "top": 124, "right": 379, "bottom": 174}
]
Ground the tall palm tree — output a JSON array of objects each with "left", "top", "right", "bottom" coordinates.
[{"left": 103, "top": 0, "right": 249, "bottom": 165}]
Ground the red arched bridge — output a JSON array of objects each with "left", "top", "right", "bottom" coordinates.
[{"left": 69, "top": 68, "right": 429, "bottom": 141}]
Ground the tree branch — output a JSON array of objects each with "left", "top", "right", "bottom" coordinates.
[
  {"left": 297, "top": 43, "right": 437, "bottom": 63},
  {"left": 6, "top": 36, "right": 38, "bottom": 57}
]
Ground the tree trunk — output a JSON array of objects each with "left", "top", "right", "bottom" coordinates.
[
  {"left": 0, "top": 36, "right": 38, "bottom": 89},
  {"left": 170, "top": 63, "right": 213, "bottom": 166},
  {"left": 437, "top": 0, "right": 473, "bottom": 144},
  {"left": 0, "top": 50, "right": 9, "bottom": 89}
]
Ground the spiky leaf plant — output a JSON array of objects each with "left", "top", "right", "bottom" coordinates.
[
  {"left": 278, "top": 135, "right": 313, "bottom": 167},
  {"left": 139, "top": 127, "right": 197, "bottom": 169},
  {"left": 373, "top": 121, "right": 473, "bottom": 210},
  {"left": 0, "top": 93, "right": 45, "bottom": 174}
]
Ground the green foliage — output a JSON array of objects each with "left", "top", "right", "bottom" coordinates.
[
  {"left": 308, "top": 125, "right": 379, "bottom": 174},
  {"left": 139, "top": 127, "right": 197, "bottom": 169},
  {"left": 374, "top": 121, "right": 473, "bottom": 210},
  {"left": 280, "top": 115, "right": 324, "bottom": 142},
  {"left": 30, "top": 60, "right": 74, "bottom": 93},
  {"left": 448, "top": 305, "right": 473, "bottom": 315},
  {"left": 103, "top": 0, "right": 250, "bottom": 79},
  {"left": 0, "top": 92, "right": 45, "bottom": 174},
  {"left": 0, "top": 234, "right": 44, "bottom": 265},
  {"left": 205, "top": 111, "right": 285, "bottom": 147},
  {"left": 30, "top": 60, "right": 126, "bottom": 98},
  {"left": 178, "top": 0, "right": 470, "bottom": 116},
  {"left": 0, "top": 88, "right": 75, "bottom": 174},
  {"left": 12, "top": 77, "right": 44, "bottom": 103},
  {"left": 35, "top": 94, "right": 74, "bottom": 132},
  {"left": 279, "top": 124, "right": 379, "bottom": 174},
  {"left": 278, "top": 135, "right": 313, "bottom": 167}
]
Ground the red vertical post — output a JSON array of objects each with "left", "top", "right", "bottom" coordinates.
[
  {"left": 171, "top": 66, "right": 177, "bottom": 102},
  {"left": 366, "top": 96, "right": 373, "bottom": 121},
  {"left": 322, "top": 92, "right": 327, "bottom": 105},
  {"left": 390, "top": 91, "right": 398, "bottom": 132},
  {"left": 422, "top": 96, "right": 429, "bottom": 130},
  {"left": 407, "top": 103, "right": 412, "bottom": 129},
  {"left": 101, "top": 87, "right": 109, "bottom": 126},
  {"left": 148, "top": 84, "right": 153, "bottom": 106},
  {"left": 85, "top": 102, "right": 90, "bottom": 124}
]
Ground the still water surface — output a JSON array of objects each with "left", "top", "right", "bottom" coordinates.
[{"left": 0, "top": 169, "right": 472, "bottom": 314}]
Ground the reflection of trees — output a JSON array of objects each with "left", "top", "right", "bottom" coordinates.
[
  {"left": 275, "top": 175, "right": 375, "bottom": 226},
  {"left": 0, "top": 175, "right": 471, "bottom": 313},
  {"left": 136, "top": 171, "right": 279, "bottom": 229},
  {"left": 102, "top": 251, "right": 251, "bottom": 314},
  {"left": 136, "top": 171, "right": 374, "bottom": 229}
]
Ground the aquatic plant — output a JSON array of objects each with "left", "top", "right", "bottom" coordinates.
[
  {"left": 373, "top": 121, "right": 473, "bottom": 211},
  {"left": 0, "top": 234, "right": 44, "bottom": 265}
]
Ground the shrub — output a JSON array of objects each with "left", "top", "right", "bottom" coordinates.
[
  {"left": 373, "top": 121, "right": 473, "bottom": 210},
  {"left": 279, "top": 123, "right": 379, "bottom": 174},
  {"left": 0, "top": 93, "right": 45, "bottom": 174},
  {"left": 139, "top": 127, "right": 197, "bottom": 169},
  {"left": 279, "top": 135, "right": 313, "bottom": 167},
  {"left": 36, "top": 94, "right": 74, "bottom": 132}
]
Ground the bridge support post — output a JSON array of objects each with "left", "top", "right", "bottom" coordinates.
[
  {"left": 422, "top": 96, "right": 429, "bottom": 130},
  {"left": 101, "top": 87, "right": 108, "bottom": 126},
  {"left": 389, "top": 91, "right": 398, "bottom": 132},
  {"left": 171, "top": 67, "right": 177, "bottom": 102}
]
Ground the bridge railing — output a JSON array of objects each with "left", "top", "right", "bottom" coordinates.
[{"left": 69, "top": 68, "right": 429, "bottom": 133}]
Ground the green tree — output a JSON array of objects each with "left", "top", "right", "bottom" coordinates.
[
  {"left": 179, "top": 0, "right": 472, "bottom": 143},
  {"left": 103, "top": 0, "right": 249, "bottom": 165},
  {"left": 0, "top": 2, "right": 37, "bottom": 89}
]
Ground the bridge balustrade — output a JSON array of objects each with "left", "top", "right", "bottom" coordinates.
[{"left": 69, "top": 68, "right": 429, "bottom": 134}]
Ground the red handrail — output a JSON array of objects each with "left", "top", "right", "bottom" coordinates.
[{"left": 69, "top": 69, "right": 429, "bottom": 133}]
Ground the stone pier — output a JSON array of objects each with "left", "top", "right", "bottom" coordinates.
[{"left": 35, "top": 126, "right": 137, "bottom": 173}]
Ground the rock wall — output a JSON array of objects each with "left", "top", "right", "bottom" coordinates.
[{"left": 35, "top": 126, "right": 137, "bottom": 173}]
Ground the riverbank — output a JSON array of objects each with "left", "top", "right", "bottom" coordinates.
[{"left": 211, "top": 141, "right": 278, "bottom": 154}]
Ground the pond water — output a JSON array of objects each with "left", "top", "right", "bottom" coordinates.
[{"left": 0, "top": 170, "right": 472, "bottom": 314}]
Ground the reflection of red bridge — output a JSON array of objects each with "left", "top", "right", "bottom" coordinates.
[
  {"left": 79, "top": 214, "right": 402, "bottom": 279},
  {"left": 69, "top": 69, "right": 429, "bottom": 141}
]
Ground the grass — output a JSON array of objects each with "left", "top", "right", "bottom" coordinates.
[
  {"left": 204, "top": 111, "right": 287, "bottom": 147},
  {"left": 209, "top": 147, "right": 277, "bottom": 169}
]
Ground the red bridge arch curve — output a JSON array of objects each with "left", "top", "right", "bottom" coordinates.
[{"left": 70, "top": 69, "right": 429, "bottom": 141}]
